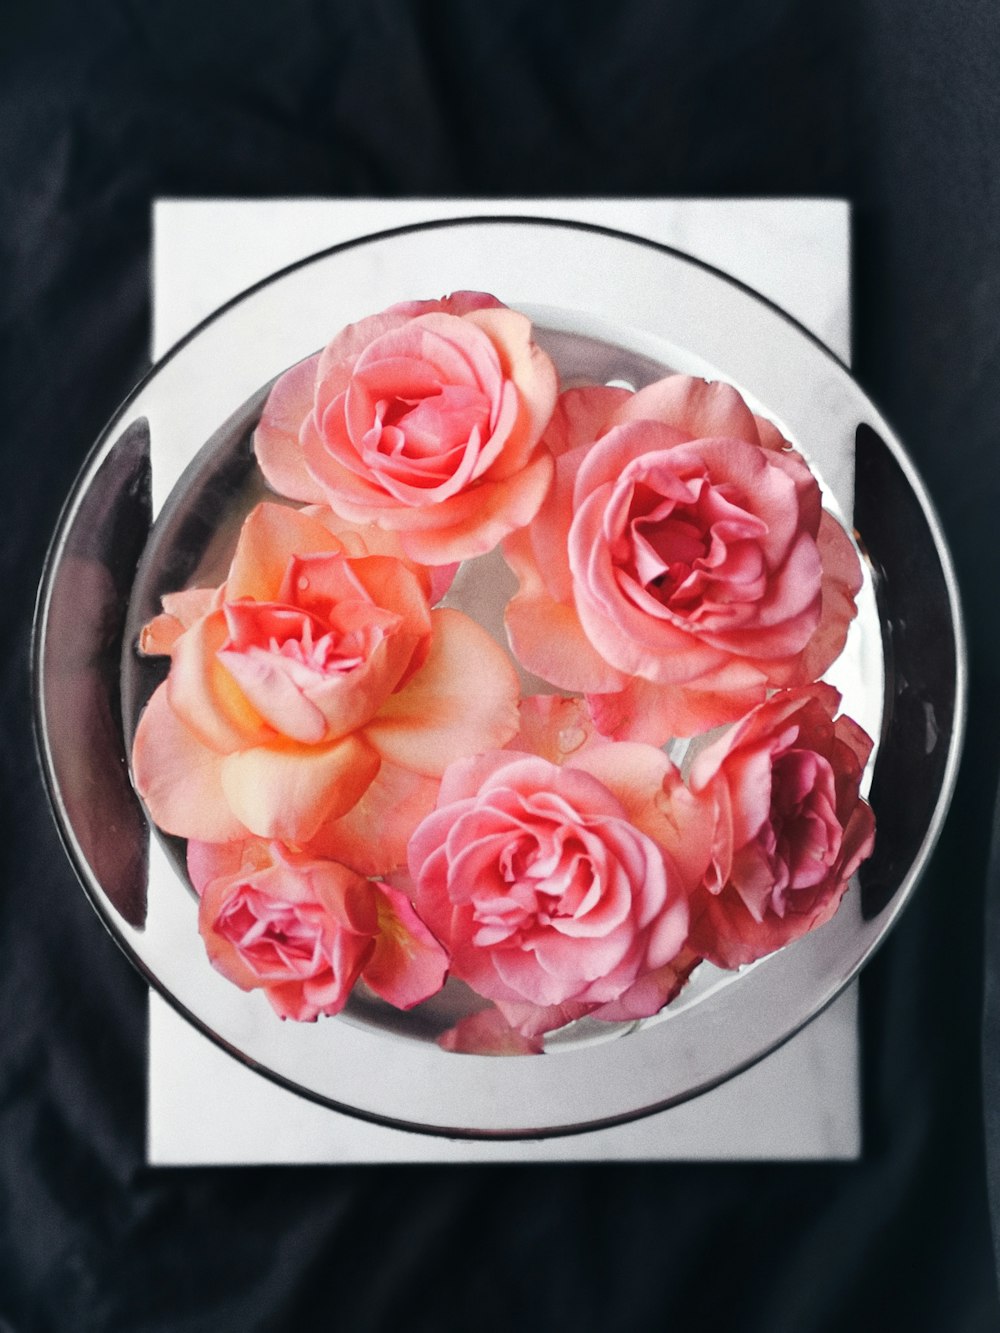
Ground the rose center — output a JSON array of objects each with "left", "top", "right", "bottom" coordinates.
[
  {"left": 622, "top": 477, "right": 768, "bottom": 617},
  {"left": 762, "top": 749, "right": 843, "bottom": 908},
  {"left": 223, "top": 602, "right": 389, "bottom": 682},
  {"left": 362, "top": 383, "right": 492, "bottom": 489},
  {"left": 217, "top": 892, "right": 325, "bottom": 975},
  {"left": 471, "top": 823, "right": 600, "bottom": 945}
]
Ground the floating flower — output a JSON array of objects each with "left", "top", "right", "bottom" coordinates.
[
  {"left": 658, "top": 683, "right": 876, "bottom": 969},
  {"left": 132, "top": 502, "right": 519, "bottom": 870},
  {"left": 406, "top": 747, "right": 692, "bottom": 1035},
  {"left": 254, "top": 292, "right": 558, "bottom": 565},
  {"left": 504, "top": 376, "right": 863, "bottom": 740},
  {"left": 190, "top": 839, "right": 449, "bottom": 1021}
]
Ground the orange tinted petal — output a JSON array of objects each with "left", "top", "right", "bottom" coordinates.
[
  {"left": 226, "top": 502, "right": 347, "bottom": 602},
  {"left": 168, "top": 609, "right": 268, "bottom": 752},
  {"left": 131, "top": 684, "right": 246, "bottom": 841},
  {"left": 363, "top": 608, "right": 519, "bottom": 776},
  {"left": 220, "top": 735, "right": 380, "bottom": 843},
  {"left": 305, "top": 761, "right": 440, "bottom": 875}
]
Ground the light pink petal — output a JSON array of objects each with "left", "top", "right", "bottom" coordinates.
[
  {"left": 589, "top": 947, "right": 701, "bottom": 1021},
  {"left": 437, "top": 1007, "right": 545, "bottom": 1055},
  {"left": 254, "top": 354, "right": 329, "bottom": 503},
  {"left": 544, "top": 384, "right": 631, "bottom": 458},
  {"left": 572, "top": 418, "right": 689, "bottom": 504},
  {"left": 363, "top": 609, "right": 520, "bottom": 775},
  {"left": 306, "top": 762, "right": 440, "bottom": 875},
  {"left": 399, "top": 450, "right": 555, "bottom": 564},
  {"left": 791, "top": 511, "right": 863, "bottom": 683},
  {"left": 611, "top": 374, "right": 761, "bottom": 442},
  {"left": 463, "top": 306, "right": 559, "bottom": 465},
  {"left": 220, "top": 736, "right": 380, "bottom": 843},
  {"left": 314, "top": 310, "right": 415, "bottom": 407},
  {"left": 132, "top": 684, "right": 247, "bottom": 841},
  {"left": 362, "top": 882, "right": 449, "bottom": 1009},
  {"left": 186, "top": 838, "right": 247, "bottom": 896}
]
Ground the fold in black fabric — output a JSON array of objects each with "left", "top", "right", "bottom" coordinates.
[{"left": 3, "top": 2, "right": 1000, "bottom": 1329}]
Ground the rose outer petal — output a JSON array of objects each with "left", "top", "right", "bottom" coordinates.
[
  {"left": 225, "top": 502, "right": 348, "bottom": 603},
  {"left": 437, "top": 1007, "right": 545, "bottom": 1055},
  {"left": 254, "top": 354, "right": 330, "bottom": 504},
  {"left": 610, "top": 374, "right": 762, "bottom": 442},
  {"left": 363, "top": 608, "right": 520, "bottom": 776},
  {"left": 220, "top": 735, "right": 380, "bottom": 843},
  {"left": 398, "top": 449, "right": 555, "bottom": 565},
  {"left": 306, "top": 761, "right": 440, "bottom": 875},
  {"left": 132, "top": 684, "right": 247, "bottom": 842},
  {"left": 361, "top": 882, "right": 449, "bottom": 1010}
]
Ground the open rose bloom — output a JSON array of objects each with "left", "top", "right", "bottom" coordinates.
[
  {"left": 504, "top": 376, "right": 863, "bottom": 741},
  {"left": 130, "top": 292, "right": 876, "bottom": 1052},
  {"left": 254, "top": 292, "right": 558, "bottom": 565}
]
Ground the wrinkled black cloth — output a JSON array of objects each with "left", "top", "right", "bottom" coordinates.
[{"left": 3, "top": 2, "right": 1000, "bottom": 1329}]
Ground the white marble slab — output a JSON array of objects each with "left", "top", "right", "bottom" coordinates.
[{"left": 147, "top": 197, "right": 859, "bottom": 1164}]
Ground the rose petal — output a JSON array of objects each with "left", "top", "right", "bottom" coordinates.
[
  {"left": 220, "top": 735, "right": 380, "bottom": 843},
  {"left": 132, "top": 685, "right": 246, "bottom": 841},
  {"left": 792, "top": 510, "right": 864, "bottom": 683},
  {"left": 437, "top": 1007, "right": 545, "bottom": 1055},
  {"left": 586, "top": 659, "right": 770, "bottom": 744},
  {"left": 611, "top": 374, "right": 761, "bottom": 442},
  {"left": 589, "top": 947, "right": 701, "bottom": 1021},
  {"left": 186, "top": 839, "right": 248, "bottom": 895},
  {"left": 167, "top": 609, "right": 269, "bottom": 752},
  {"left": 254, "top": 354, "right": 330, "bottom": 503},
  {"left": 508, "top": 695, "right": 601, "bottom": 765},
  {"left": 362, "top": 882, "right": 449, "bottom": 1009},
  {"left": 139, "top": 587, "right": 219, "bottom": 657},
  {"left": 306, "top": 761, "right": 440, "bottom": 875},
  {"left": 363, "top": 609, "right": 519, "bottom": 776},
  {"left": 226, "top": 502, "right": 348, "bottom": 602},
  {"left": 463, "top": 306, "right": 559, "bottom": 471}
]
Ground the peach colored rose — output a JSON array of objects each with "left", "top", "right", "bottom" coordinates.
[
  {"left": 254, "top": 292, "right": 558, "bottom": 565},
  {"left": 190, "top": 839, "right": 448, "bottom": 1020},
  {"left": 407, "top": 747, "right": 691, "bottom": 1033},
  {"left": 504, "top": 376, "right": 863, "bottom": 741},
  {"left": 658, "top": 683, "right": 876, "bottom": 969},
  {"left": 132, "top": 502, "right": 519, "bottom": 870}
]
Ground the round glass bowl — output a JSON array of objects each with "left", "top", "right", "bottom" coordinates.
[{"left": 34, "top": 218, "right": 965, "bottom": 1137}]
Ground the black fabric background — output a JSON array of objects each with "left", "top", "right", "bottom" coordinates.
[{"left": 4, "top": 1, "right": 1000, "bottom": 1328}]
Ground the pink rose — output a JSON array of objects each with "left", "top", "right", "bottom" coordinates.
[
  {"left": 660, "top": 683, "right": 876, "bottom": 969},
  {"left": 254, "top": 292, "right": 558, "bottom": 565},
  {"left": 407, "top": 747, "right": 691, "bottom": 1032},
  {"left": 504, "top": 376, "right": 863, "bottom": 740},
  {"left": 190, "top": 839, "right": 449, "bottom": 1020},
  {"left": 132, "top": 502, "right": 519, "bottom": 871}
]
